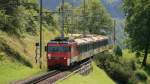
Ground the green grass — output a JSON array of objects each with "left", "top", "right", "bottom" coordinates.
[
  {"left": 57, "top": 63, "right": 115, "bottom": 84},
  {"left": 0, "top": 62, "right": 42, "bottom": 84},
  {"left": 122, "top": 49, "right": 136, "bottom": 60}
]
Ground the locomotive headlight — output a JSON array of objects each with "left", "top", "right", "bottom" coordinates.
[
  {"left": 64, "top": 57, "right": 67, "bottom": 59},
  {"left": 48, "top": 54, "right": 51, "bottom": 59}
]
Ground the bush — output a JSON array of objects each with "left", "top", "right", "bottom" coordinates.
[
  {"left": 109, "top": 61, "right": 134, "bottom": 84},
  {"left": 135, "top": 70, "right": 148, "bottom": 81},
  {"left": 0, "top": 53, "right": 5, "bottom": 61},
  {"left": 128, "top": 75, "right": 139, "bottom": 84},
  {"left": 113, "top": 45, "right": 122, "bottom": 57},
  {"left": 95, "top": 51, "right": 136, "bottom": 84}
]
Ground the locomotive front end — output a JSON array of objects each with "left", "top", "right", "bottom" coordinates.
[{"left": 46, "top": 38, "right": 71, "bottom": 69}]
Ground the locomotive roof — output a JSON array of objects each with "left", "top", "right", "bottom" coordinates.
[
  {"left": 74, "top": 35, "right": 108, "bottom": 45},
  {"left": 48, "top": 35, "right": 108, "bottom": 45}
]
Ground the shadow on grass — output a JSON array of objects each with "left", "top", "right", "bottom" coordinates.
[{"left": 0, "top": 42, "right": 32, "bottom": 68}]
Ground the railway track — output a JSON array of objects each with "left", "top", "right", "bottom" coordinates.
[
  {"left": 13, "top": 59, "right": 92, "bottom": 84},
  {"left": 24, "top": 70, "right": 61, "bottom": 84},
  {"left": 58, "top": 60, "right": 92, "bottom": 82},
  {"left": 13, "top": 70, "right": 63, "bottom": 84}
]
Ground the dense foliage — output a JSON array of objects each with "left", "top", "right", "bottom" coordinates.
[
  {"left": 95, "top": 51, "right": 136, "bottom": 84},
  {"left": 0, "top": 0, "right": 113, "bottom": 36},
  {"left": 0, "top": 0, "right": 55, "bottom": 36},
  {"left": 113, "top": 45, "right": 122, "bottom": 57},
  {"left": 123, "top": 0, "right": 150, "bottom": 66},
  {"left": 61, "top": 0, "right": 113, "bottom": 35},
  {"left": 95, "top": 50, "right": 150, "bottom": 84}
]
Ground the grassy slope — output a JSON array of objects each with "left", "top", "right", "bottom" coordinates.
[
  {"left": 57, "top": 63, "right": 115, "bottom": 84},
  {"left": 0, "top": 29, "right": 60, "bottom": 84},
  {"left": 0, "top": 62, "right": 41, "bottom": 84}
]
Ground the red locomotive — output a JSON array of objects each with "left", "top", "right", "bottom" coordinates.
[{"left": 45, "top": 35, "right": 108, "bottom": 69}]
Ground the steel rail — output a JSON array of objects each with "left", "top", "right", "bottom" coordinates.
[{"left": 24, "top": 70, "right": 61, "bottom": 84}]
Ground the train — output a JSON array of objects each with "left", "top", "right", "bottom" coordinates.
[{"left": 45, "top": 35, "right": 109, "bottom": 69}]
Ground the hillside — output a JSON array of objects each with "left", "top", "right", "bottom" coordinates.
[{"left": 0, "top": 29, "right": 60, "bottom": 83}]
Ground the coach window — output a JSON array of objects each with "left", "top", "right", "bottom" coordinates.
[
  {"left": 92, "top": 43, "right": 94, "bottom": 49},
  {"left": 94, "top": 42, "right": 97, "bottom": 49},
  {"left": 87, "top": 44, "right": 89, "bottom": 51},
  {"left": 85, "top": 44, "right": 87, "bottom": 52},
  {"left": 81, "top": 44, "right": 86, "bottom": 53},
  {"left": 86, "top": 44, "right": 88, "bottom": 51},
  {"left": 79, "top": 45, "right": 83, "bottom": 53},
  {"left": 90, "top": 43, "right": 93, "bottom": 50},
  {"left": 102, "top": 40, "right": 104, "bottom": 46},
  {"left": 98, "top": 41, "right": 101, "bottom": 47},
  {"left": 96, "top": 42, "right": 99, "bottom": 48},
  {"left": 93, "top": 42, "right": 96, "bottom": 49},
  {"left": 105, "top": 40, "right": 108, "bottom": 45},
  {"left": 82, "top": 44, "right": 85, "bottom": 52},
  {"left": 89, "top": 43, "right": 91, "bottom": 50},
  {"left": 103, "top": 40, "right": 105, "bottom": 46},
  {"left": 89, "top": 43, "right": 92, "bottom": 50},
  {"left": 99, "top": 41, "right": 101, "bottom": 47},
  {"left": 84, "top": 44, "right": 87, "bottom": 52},
  {"left": 97, "top": 41, "right": 99, "bottom": 47},
  {"left": 82, "top": 45, "right": 84, "bottom": 52}
]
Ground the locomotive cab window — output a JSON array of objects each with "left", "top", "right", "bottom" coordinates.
[{"left": 48, "top": 46, "right": 70, "bottom": 52}]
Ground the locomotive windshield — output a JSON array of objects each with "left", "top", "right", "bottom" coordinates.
[{"left": 48, "top": 46, "right": 70, "bottom": 52}]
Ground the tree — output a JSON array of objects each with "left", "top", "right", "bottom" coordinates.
[
  {"left": 55, "top": 0, "right": 113, "bottom": 35},
  {"left": 76, "top": 0, "right": 113, "bottom": 35},
  {"left": 113, "top": 45, "right": 122, "bottom": 57},
  {"left": 88, "top": 0, "right": 113, "bottom": 35},
  {"left": 0, "top": 0, "right": 55, "bottom": 36},
  {"left": 123, "top": 0, "right": 150, "bottom": 67}
]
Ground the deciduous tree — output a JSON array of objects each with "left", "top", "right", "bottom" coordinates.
[{"left": 123, "top": 0, "right": 150, "bottom": 67}]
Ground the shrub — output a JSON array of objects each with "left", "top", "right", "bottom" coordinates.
[
  {"left": 109, "top": 61, "right": 133, "bottom": 84},
  {"left": 113, "top": 45, "right": 122, "bottom": 57},
  {"left": 135, "top": 70, "right": 148, "bottom": 81},
  {"left": 128, "top": 75, "right": 139, "bottom": 84},
  {"left": 0, "top": 53, "right": 5, "bottom": 61},
  {"left": 95, "top": 51, "right": 136, "bottom": 84},
  {"left": 135, "top": 52, "right": 141, "bottom": 58}
]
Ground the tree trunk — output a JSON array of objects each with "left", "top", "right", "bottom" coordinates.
[{"left": 142, "top": 45, "right": 149, "bottom": 67}]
